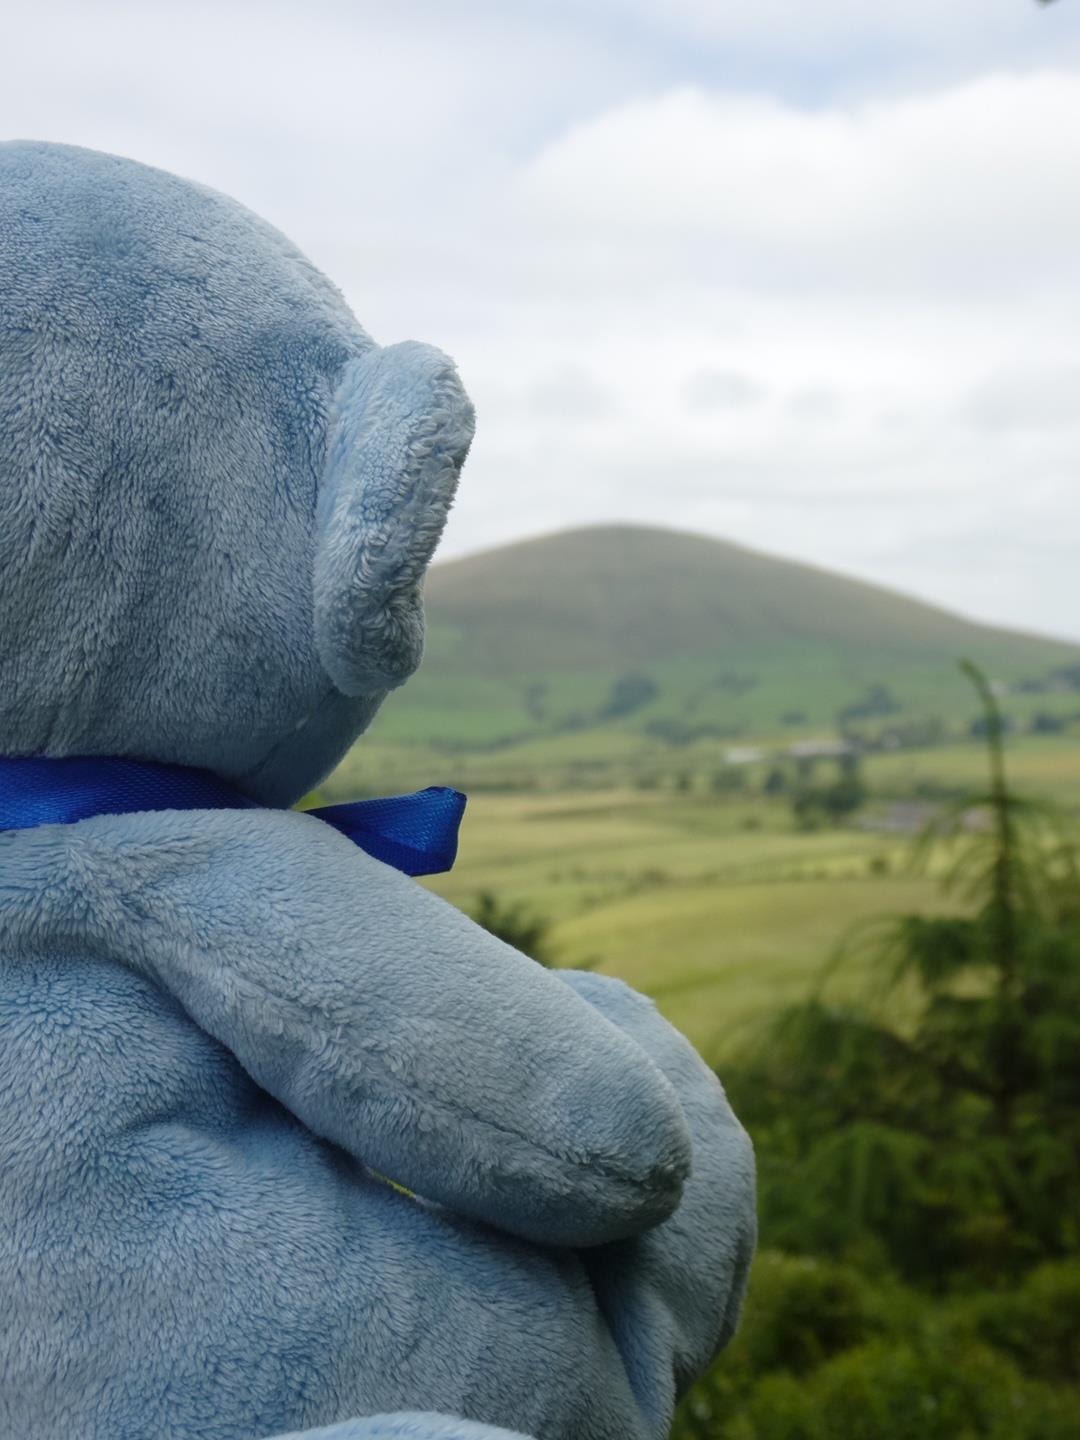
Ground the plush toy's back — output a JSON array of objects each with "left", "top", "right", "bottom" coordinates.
[{"left": 0, "top": 143, "right": 755, "bottom": 1440}]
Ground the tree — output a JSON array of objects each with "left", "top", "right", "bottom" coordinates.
[
  {"left": 470, "top": 891, "right": 558, "bottom": 966},
  {"left": 735, "top": 660, "right": 1080, "bottom": 1284},
  {"left": 791, "top": 766, "right": 868, "bottom": 829},
  {"left": 600, "top": 672, "right": 659, "bottom": 720},
  {"left": 763, "top": 765, "right": 788, "bottom": 796}
]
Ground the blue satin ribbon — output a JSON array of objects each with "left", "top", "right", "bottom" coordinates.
[{"left": 0, "top": 755, "right": 466, "bottom": 878}]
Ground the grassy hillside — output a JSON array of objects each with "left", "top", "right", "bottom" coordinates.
[{"left": 365, "top": 525, "right": 1080, "bottom": 756}]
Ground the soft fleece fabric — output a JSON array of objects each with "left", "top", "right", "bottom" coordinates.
[{"left": 0, "top": 141, "right": 755, "bottom": 1440}]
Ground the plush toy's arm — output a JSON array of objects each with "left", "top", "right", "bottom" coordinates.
[
  {"left": 82, "top": 808, "right": 691, "bottom": 1250},
  {"left": 256, "top": 977, "right": 753, "bottom": 1440},
  {"left": 557, "top": 971, "right": 756, "bottom": 1428}
]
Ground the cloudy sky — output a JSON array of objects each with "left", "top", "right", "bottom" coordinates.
[{"left": 6, "top": 0, "right": 1080, "bottom": 638}]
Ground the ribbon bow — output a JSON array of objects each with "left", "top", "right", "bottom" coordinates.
[{"left": 0, "top": 755, "right": 466, "bottom": 878}]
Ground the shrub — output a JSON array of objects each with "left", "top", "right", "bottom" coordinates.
[
  {"left": 736, "top": 1338, "right": 1079, "bottom": 1440},
  {"left": 671, "top": 1251, "right": 900, "bottom": 1436},
  {"left": 468, "top": 891, "right": 556, "bottom": 966},
  {"left": 600, "top": 672, "right": 659, "bottom": 720},
  {"left": 677, "top": 1332, "right": 1080, "bottom": 1440},
  {"left": 954, "top": 1260, "right": 1080, "bottom": 1383}
]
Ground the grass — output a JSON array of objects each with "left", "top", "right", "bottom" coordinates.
[
  {"left": 865, "top": 735, "right": 1080, "bottom": 809},
  {"left": 331, "top": 730, "right": 1080, "bottom": 814},
  {"left": 319, "top": 725, "right": 1080, "bottom": 1066},
  {"left": 421, "top": 788, "right": 949, "bottom": 1063},
  {"left": 553, "top": 876, "right": 943, "bottom": 1063},
  {"left": 359, "top": 526, "right": 1080, "bottom": 753},
  {"left": 372, "top": 648, "right": 1080, "bottom": 752}
]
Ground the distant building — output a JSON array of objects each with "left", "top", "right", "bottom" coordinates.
[
  {"left": 858, "top": 801, "right": 938, "bottom": 834},
  {"left": 787, "top": 738, "right": 856, "bottom": 760},
  {"left": 724, "top": 746, "right": 765, "bottom": 766},
  {"left": 859, "top": 802, "right": 991, "bottom": 836}
]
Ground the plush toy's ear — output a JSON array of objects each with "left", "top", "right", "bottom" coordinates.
[{"left": 314, "top": 341, "right": 474, "bottom": 695}]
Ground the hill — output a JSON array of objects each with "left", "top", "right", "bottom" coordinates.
[{"left": 362, "top": 525, "right": 1080, "bottom": 761}]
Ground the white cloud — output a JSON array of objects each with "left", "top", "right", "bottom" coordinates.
[
  {"left": 2, "top": 2, "right": 1078, "bottom": 638},
  {"left": 683, "top": 370, "right": 765, "bottom": 413},
  {"left": 524, "top": 368, "right": 616, "bottom": 422},
  {"left": 514, "top": 74, "right": 1080, "bottom": 293},
  {"left": 965, "top": 365, "right": 1080, "bottom": 432},
  {"left": 434, "top": 70, "right": 1080, "bottom": 639},
  {"left": 572, "top": 0, "right": 1070, "bottom": 53}
]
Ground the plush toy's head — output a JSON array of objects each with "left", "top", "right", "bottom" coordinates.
[{"left": 0, "top": 142, "right": 473, "bottom": 805}]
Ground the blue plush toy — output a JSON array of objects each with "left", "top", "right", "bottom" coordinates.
[{"left": 0, "top": 141, "right": 755, "bottom": 1440}]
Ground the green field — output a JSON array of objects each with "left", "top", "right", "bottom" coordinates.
[
  {"left": 334, "top": 728, "right": 1080, "bottom": 804},
  {"left": 421, "top": 788, "right": 938, "bottom": 1059},
  {"left": 865, "top": 733, "right": 1080, "bottom": 804},
  {"left": 308, "top": 727, "right": 1080, "bottom": 1066},
  {"left": 321, "top": 732, "right": 1071, "bottom": 1063}
]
